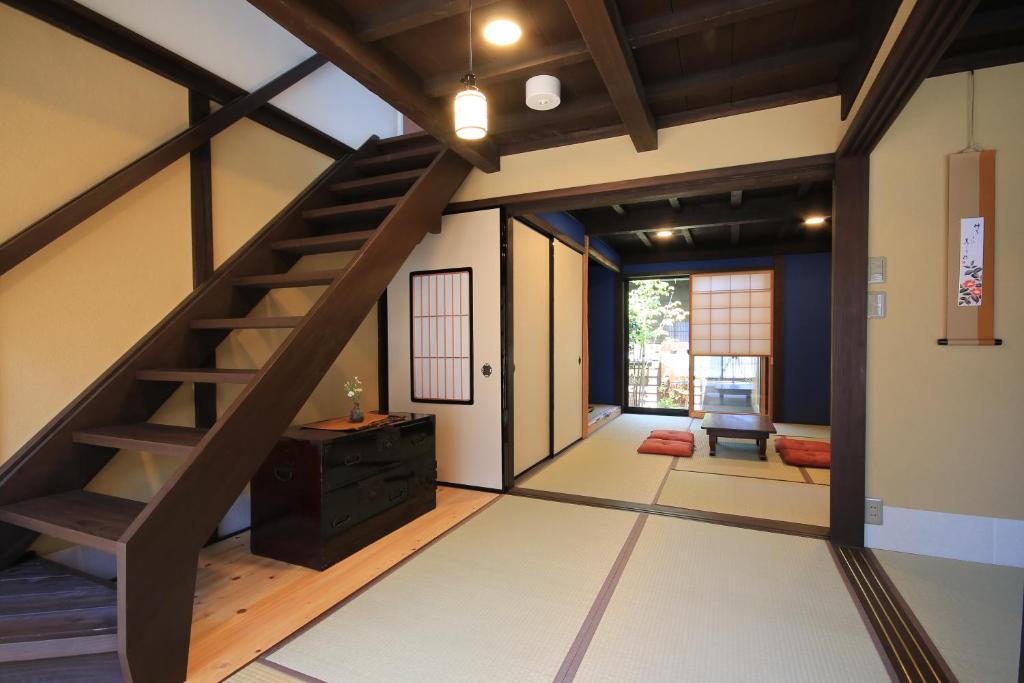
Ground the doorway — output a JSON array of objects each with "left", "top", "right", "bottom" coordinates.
[{"left": 625, "top": 277, "right": 690, "bottom": 413}]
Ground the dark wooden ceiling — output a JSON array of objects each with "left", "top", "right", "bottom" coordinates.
[
  {"left": 325, "top": 0, "right": 883, "bottom": 156},
  {"left": 933, "top": 0, "right": 1024, "bottom": 77},
  {"left": 574, "top": 180, "right": 833, "bottom": 263}
]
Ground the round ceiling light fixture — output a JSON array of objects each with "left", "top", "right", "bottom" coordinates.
[
  {"left": 655, "top": 230, "right": 674, "bottom": 238},
  {"left": 483, "top": 18, "right": 522, "bottom": 45},
  {"left": 526, "top": 74, "right": 561, "bottom": 111},
  {"left": 804, "top": 215, "right": 828, "bottom": 226}
]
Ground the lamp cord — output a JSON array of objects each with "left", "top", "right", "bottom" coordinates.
[
  {"left": 960, "top": 70, "right": 982, "bottom": 153},
  {"left": 468, "top": 0, "right": 474, "bottom": 74}
]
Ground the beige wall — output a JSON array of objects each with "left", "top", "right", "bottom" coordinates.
[
  {"left": 452, "top": 97, "right": 841, "bottom": 202},
  {"left": 867, "top": 63, "right": 1024, "bottom": 520}
]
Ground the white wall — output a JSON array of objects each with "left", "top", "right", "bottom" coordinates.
[
  {"left": 387, "top": 210, "right": 504, "bottom": 490},
  {"left": 77, "top": 0, "right": 401, "bottom": 146}
]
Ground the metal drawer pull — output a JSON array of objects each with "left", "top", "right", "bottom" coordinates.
[
  {"left": 388, "top": 488, "right": 405, "bottom": 501},
  {"left": 344, "top": 453, "right": 361, "bottom": 465},
  {"left": 273, "top": 465, "right": 294, "bottom": 482},
  {"left": 330, "top": 514, "right": 351, "bottom": 528}
]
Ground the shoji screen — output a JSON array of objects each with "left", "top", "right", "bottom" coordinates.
[
  {"left": 553, "top": 240, "right": 584, "bottom": 452},
  {"left": 690, "top": 271, "right": 773, "bottom": 356},
  {"left": 512, "top": 220, "right": 551, "bottom": 476}
]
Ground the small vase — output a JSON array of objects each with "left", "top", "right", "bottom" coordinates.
[{"left": 349, "top": 402, "right": 364, "bottom": 423}]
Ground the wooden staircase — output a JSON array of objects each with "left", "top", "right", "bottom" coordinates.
[{"left": 0, "top": 132, "right": 470, "bottom": 682}]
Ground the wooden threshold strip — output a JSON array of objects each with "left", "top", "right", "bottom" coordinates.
[
  {"left": 829, "top": 544, "right": 956, "bottom": 683},
  {"left": 508, "top": 487, "right": 830, "bottom": 539}
]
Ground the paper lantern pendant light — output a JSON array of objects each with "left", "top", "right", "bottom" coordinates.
[{"left": 454, "top": 0, "right": 488, "bottom": 140}]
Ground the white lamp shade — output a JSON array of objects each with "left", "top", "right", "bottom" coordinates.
[{"left": 454, "top": 87, "right": 488, "bottom": 140}]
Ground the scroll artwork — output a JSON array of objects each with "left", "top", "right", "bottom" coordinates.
[{"left": 941, "top": 150, "right": 1000, "bottom": 345}]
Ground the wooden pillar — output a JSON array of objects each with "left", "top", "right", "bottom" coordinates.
[
  {"left": 582, "top": 237, "right": 591, "bottom": 437},
  {"left": 831, "top": 155, "right": 869, "bottom": 547},
  {"left": 189, "top": 90, "right": 217, "bottom": 429}
]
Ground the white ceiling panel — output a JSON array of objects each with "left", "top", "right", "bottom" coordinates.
[{"left": 76, "top": 0, "right": 400, "bottom": 147}]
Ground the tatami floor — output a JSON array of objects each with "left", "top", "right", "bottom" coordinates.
[
  {"left": 229, "top": 496, "right": 890, "bottom": 683},
  {"left": 518, "top": 413, "right": 830, "bottom": 527}
]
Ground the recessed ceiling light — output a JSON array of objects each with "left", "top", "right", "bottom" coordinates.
[
  {"left": 655, "top": 230, "right": 673, "bottom": 238},
  {"left": 483, "top": 19, "right": 522, "bottom": 46},
  {"left": 804, "top": 216, "right": 827, "bottom": 226}
]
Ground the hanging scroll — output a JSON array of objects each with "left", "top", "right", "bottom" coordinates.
[{"left": 940, "top": 150, "right": 1001, "bottom": 346}]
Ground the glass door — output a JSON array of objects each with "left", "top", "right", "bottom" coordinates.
[
  {"left": 691, "top": 355, "right": 765, "bottom": 415},
  {"left": 626, "top": 277, "right": 690, "bottom": 412}
]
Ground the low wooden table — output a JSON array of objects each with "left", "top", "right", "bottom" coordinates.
[{"left": 701, "top": 412, "right": 777, "bottom": 460}]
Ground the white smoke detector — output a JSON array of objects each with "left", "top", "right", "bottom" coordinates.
[{"left": 525, "top": 75, "right": 561, "bottom": 111}]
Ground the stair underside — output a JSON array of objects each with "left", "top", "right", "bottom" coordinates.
[
  {"left": 190, "top": 316, "right": 303, "bottom": 330},
  {"left": 328, "top": 168, "right": 423, "bottom": 197},
  {"left": 136, "top": 368, "right": 257, "bottom": 384},
  {"left": 302, "top": 196, "right": 400, "bottom": 223},
  {"left": 234, "top": 269, "right": 343, "bottom": 289},
  {"left": 354, "top": 146, "right": 439, "bottom": 174},
  {"left": 271, "top": 230, "right": 375, "bottom": 255},
  {"left": 73, "top": 423, "right": 206, "bottom": 456},
  {"left": 0, "top": 491, "right": 143, "bottom": 552},
  {"left": 0, "top": 558, "right": 117, "bottom": 666},
  {"left": 0, "top": 653, "right": 122, "bottom": 681}
]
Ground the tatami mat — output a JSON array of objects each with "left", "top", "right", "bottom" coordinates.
[
  {"left": 873, "top": 549, "right": 1024, "bottom": 683},
  {"left": 226, "top": 662, "right": 303, "bottom": 682},
  {"left": 517, "top": 414, "right": 678, "bottom": 504},
  {"left": 574, "top": 515, "right": 890, "bottom": 682},
  {"left": 657, "top": 469, "right": 830, "bottom": 527},
  {"left": 265, "top": 496, "right": 638, "bottom": 683}
]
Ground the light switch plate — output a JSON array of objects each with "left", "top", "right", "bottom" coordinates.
[
  {"left": 867, "top": 291, "right": 886, "bottom": 318},
  {"left": 868, "top": 256, "right": 887, "bottom": 284},
  {"left": 865, "top": 498, "right": 883, "bottom": 525}
]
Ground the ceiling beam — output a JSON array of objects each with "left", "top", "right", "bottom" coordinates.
[
  {"left": 611, "top": 204, "right": 627, "bottom": 215},
  {"left": 636, "top": 231, "right": 653, "bottom": 248},
  {"left": 626, "top": 0, "right": 817, "bottom": 49},
  {"left": 622, "top": 239, "right": 831, "bottom": 264},
  {"left": 839, "top": 0, "right": 900, "bottom": 120},
  {"left": 357, "top": 0, "right": 502, "bottom": 42},
  {"left": 494, "top": 42, "right": 854, "bottom": 137},
  {"left": 730, "top": 224, "right": 741, "bottom": 246},
  {"left": 247, "top": 0, "right": 500, "bottom": 172},
  {"left": 838, "top": 0, "right": 978, "bottom": 157},
  {"left": 425, "top": 39, "right": 591, "bottom": 97},
  {"left": 580, "top": 195, "right": 828, "bottom": 236},
  {"left": 564, "top": 0, "right": 657, "bottom": 152},
  {"left": 730, "top": 191, "right": 743, "bottom": 207},
  {"left": 668, "top": 197, "right": 681, "bottom": 209},
  {"left": 681, "top": 228, "right": 696, "bottom": 248}
]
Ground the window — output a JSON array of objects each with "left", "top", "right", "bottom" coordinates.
[
  {"left": 410, "top": 268, "right": 473, "bottom": 403},
  {"left": 690, "top": 271, "right": 773, "bottom": 356}
]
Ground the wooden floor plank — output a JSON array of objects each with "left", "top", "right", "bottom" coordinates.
[{"left": 186, "top": 486, "right": 497, "bottom": 682}]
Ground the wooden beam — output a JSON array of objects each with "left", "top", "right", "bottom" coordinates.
[
  {"left": 838, "top": 0, "right": 979, "bottom": 157},
  {"left": 830, "top": 155, "right": 868, "bottom": 547},
  {"left": 2, "top": 0, "right": 352, "bottom": 159},
  {"left": 932, "top": 44, "right": 1024, "bottom": 78},
  {"left": 494, "top": 43, "right": 853, "bottom": 137},
  {"left": 622, "top": 238, "right": 831, "bottom": 264},
  {"left": 730, "top": 191, "right": 743, "bottom": 207},
  {"left": 839, "top": 0, "right": 900, "bottom": 120},
  {"left": 248, "top": 0, "right": 500, "bottom": 173},
  {"left": 357, "top": 0, "right": 501, "bottom": 42},
  {"left": 449, "top": 154, "right": 835, "bottom": 214},
  {"left": 681, "top": 228, "right": 696, "bottom": 248},
  {"left": 668, "top": 198, "right": 681, "bottom": 209},
  {"left": 730, "top": 224, "right": 741, "bottom": 246},
  {"left": 626, "top": 0, "right": 817, "bottom": 49},
  {"left": 425, "top": 40, "right": 590, "bottom": 97},
  {"left": 0, "top": 55, "right": 326, "bottom": 277},
  {"left": 581, "top": 195, "right": 828, "bottom": 236},
  {"left": 564, "top": 0, "right": 657, "bottom": 152},
  {"left": 611, "top": 204, "right": 627, "bottom": 216},
  {"left": 636, "top": 231, "right": 653, "bottom": 248}
]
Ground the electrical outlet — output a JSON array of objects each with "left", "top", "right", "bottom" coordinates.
[{"left": 865, "top": 498, "right": 883, "bottom": 525}]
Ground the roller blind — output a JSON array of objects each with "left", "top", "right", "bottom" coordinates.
[{"left": 690, "top": 271, "right": 773, "bottom": 356}]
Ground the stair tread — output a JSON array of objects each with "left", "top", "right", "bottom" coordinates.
[
  {"left": 190, "top": 316, "right": 304, "bottom": 329},
  {"left": 271, "top": 230, "right": 376, "bottom": 255},
  {"left": 328, "top": 169, "right": 423, "bottom": 193},
  {"left": 0, "top": 653, "right": 123, "bottom": 682},
  {"left": 0, "top": 491, "right": 144, "bottom": 552},
  {"left": 0, "top": 604, "right": 117, "bottom": 643},
  {"left": 354, "top": 146, "right": 439, "bottom": 174},
  {"left": 302, "top": 196, "right": 401, "bottom": 221},
  {"left": 74, "top": 423, "right": 206, "bottom": 456},
  {"left": 234, "top": 269, "right": 343, "bottom": 288},
  {"left": 137, "top": 368, "right": 257, "bottom": 384}
]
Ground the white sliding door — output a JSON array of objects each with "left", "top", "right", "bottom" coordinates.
[
  {"left": 512, "top": 219, "right": 551, "bottom": 476},
  {"left": 552, "top": 240, "right": 584, "bottom": 453},
  {"left": 387, "top": 209, "right": 503, "bottom": 490}
]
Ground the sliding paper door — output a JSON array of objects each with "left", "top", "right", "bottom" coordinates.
[
  {"left": 553, "top": 240, "right": 584, "bottom": 453},
  {"left": 512, "top": 219, "right": 551, "bottom": 476}
]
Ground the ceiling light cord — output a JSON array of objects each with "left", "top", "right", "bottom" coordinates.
[{"left": 468, "top": 0, "right": 474, "bottom": 75}]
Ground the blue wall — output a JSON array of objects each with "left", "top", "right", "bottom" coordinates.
[
  {"left": 781, "top": 252, "right": 831, "bottom": 425},
  {"left": 622, "top": 253, "right": 832, "bottom": 425},
  {"left": 536, "top": 212, "right": 622, "bottom": 266},
  {"left": 588, "top": 261, "right": 619, "bottom": 405}
]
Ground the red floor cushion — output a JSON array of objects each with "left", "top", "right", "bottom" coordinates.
[
  {"left": 775, "top": 437, "right": 830, "bottom": 452},
  {"left": 649, "top": 429, "right": 695, "bottom": 443},
  {"left": 779, "top": 448, "right": 831, "bottom": 468},
  {"left": 638, "top": 438, "right": 694, "bottom": 457}
]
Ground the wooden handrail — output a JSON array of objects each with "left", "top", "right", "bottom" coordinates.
[{"left": 0, "top": 54, "right": 326, "bottom": 277}]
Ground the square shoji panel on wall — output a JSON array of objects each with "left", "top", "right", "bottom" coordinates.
[
  {"left": 690, "top": 271, "right": 773, "bottom": 356},
  {"left": 411, "top": 268, "right": 473, "bottom": 403}
]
